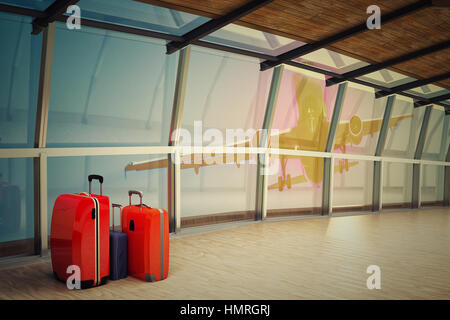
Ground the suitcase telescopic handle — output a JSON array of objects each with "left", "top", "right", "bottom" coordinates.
[
  {"left": 111, "top": 203, "right": 122, "bottom": 230},
  {"left": 88, "top": 175, "right": 103, "bottom": 195},
  {"left": 128, "top": 190, "right": 143, "bottom": 209}
]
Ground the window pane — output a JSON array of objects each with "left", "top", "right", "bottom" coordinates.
[
  {"left": 266, "top": 68, "right": 331, "bottom": 215},
  {"left": 356, "top": 70, "right": 416, "bottom": 88},
  {"left": 421, "top": 164, "right": 445, "bottom": 206},
  {"left": 267, "top": 156, "right": 323, "bottom": 216},
  {"left": 180, "top": 163, "right": 257, "bottom": 226},
  {"left": 332, "top": 83, "right": 387, "bottom": 155},
  {"left": 47, "top": 23, "right": 177, "bottom": 147},
  {"left": 204, "top": 24, "right": 304, "bottom": 56},
  {"left": 76, "top": 0, "right": 210, "bottom": 36},
  {"left": 382, "top": 162, "right": 412, "bottom": 209},
  {"left": 178, "top": 47, "right": 270, "bottom": 223},
  {"left": 406, "top": 85, "right": 449, "bottom": 100},
  {"left": 383, "top": 100, "right": 424, "bottom": 159},
  {"left": 0, "top": 158, "right": 34, "bottom": 256},
  {"left": 271, "top": 67, "right": 337, "bottom": 151},
  {"left": 0, "top": 13, "right": 41, "bottom": 148},
  {"left": 422, "top": 107, "right": 447, "bottom": 161},
  {"left": 333, "top": 159, "right": 373, "bottom": 210},
  {"left": 294, "top": 49, "right": 369, "bottom": 75},
  {"left": 182, "top": 47, "right": 272, "bottom": 135}
]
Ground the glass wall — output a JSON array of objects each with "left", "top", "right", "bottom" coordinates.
[
  {"left": 47, "top": 23, "right": 178, "bottom": 147},
  {"left": 0, "top": 13, "right": 41, "bottom": 148}
]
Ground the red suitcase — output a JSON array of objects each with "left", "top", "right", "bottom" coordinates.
[
  {"left": 50, "top": 175, "right": 110, "bottom": 289},
  {"left": 122, "top": 190, "right": 169, "bottom": 282}
]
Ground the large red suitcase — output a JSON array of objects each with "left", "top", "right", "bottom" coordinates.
[
  {"left": 50, "top": 175, "right": 110, "bottom": 289},
  {"left": 122, "top": 190, "right": 169, "bottom": 282}
]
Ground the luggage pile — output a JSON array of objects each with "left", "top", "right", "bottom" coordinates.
[{"left": 50, "top": 175, "right": 169, "bottom": 289}]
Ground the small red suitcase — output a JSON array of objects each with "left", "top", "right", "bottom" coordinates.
[
  {"left": 122, "top": 190, "right": 169, "bottom": 282},
  {"left": 50, "top": 175, "right": 110, "bottom": 289}
]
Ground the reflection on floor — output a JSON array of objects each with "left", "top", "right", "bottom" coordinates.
[{"left": 0, "top": 208, "right": 449, "bottom": 299}]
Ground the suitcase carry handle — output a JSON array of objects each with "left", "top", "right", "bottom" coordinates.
[
  {"left": 128, "top": 190, "right": 143, "bottom": 209},
  {"left": 88, "top": 175, "right": 103, "bottom": 195},
  {"left": 111, "top": 203, "right": 122, "bottom": 230}
]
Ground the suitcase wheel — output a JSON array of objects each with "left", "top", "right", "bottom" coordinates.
[{"left": 144, "top": 274, "right": 156, "bottom": 282}]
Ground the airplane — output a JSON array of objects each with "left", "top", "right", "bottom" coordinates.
[{"left": 125, "top": 73, "right": 412, "bottom": 192}]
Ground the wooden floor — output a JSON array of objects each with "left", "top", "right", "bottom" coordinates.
[{"left": 1, "top": 208, "right": 450, "bottom": 300}]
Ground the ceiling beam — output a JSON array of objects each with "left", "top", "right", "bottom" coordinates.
[
  {"left": 414, "top": 93, "right": 450, "bottom": 107},
  {"left": 166, "top": 0, "right": 274, "bottom": 55},
  {"left": 259, "top": 0, "right": 432, "bottom": 71},
  {"left": 326, "top": 40, "right": 450, "bottom": 86},
  {"left": 375, "top": 72, "right": 450, "bottom": 98},
  {"left": 431, "top": 0, "right": 450, "bottom": 9},
  {"left": 32, "top": 0, "right": 80, "bottom": 35}
]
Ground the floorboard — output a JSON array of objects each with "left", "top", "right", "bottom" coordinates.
[{"left": 0, "top": 208, "right": 449, "bottom": 299}]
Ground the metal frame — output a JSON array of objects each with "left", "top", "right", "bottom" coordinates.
[
  {"left": 412, "top": 105, "right": 433, "bottom": 208},
  {"left": 166, "top": 0, "right": 273, "bottom": 54},
  {"left": 322, "top": 82, "right": 348, "bottom": 215},
  {"left": 415, "top": 93, "right": 450, "bottom": 108},
  {"left": 375, "top": 72, "right": 450, "bottom": 99},
  {"left": 32, "top": 0, "right": 79, "bottom": 34},
  {"left": 33, "top": 23, "right": 55, "bottom": 256},
  {"left": 168, "top": 46, "right": 191, "bottom": 233},
  {"left": 372, "top": 95, "right": 396, "bottom": 211},
  {"left": 255, "top": 65, "right": 284, "bottom": 221},
  {"left": 260, "top": 0, "right": 432, "bottom": 71},
  {"left": 326, "top": 40, "right": 450, "bottom": 86}
]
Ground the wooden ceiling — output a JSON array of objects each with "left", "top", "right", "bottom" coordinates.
[{"left": 137, "top": 0, "right": 450, "bottom": 90}]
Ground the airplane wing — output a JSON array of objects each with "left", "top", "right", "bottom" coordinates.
[
  {"left": 125, "top": 157, "right": 168, "bottom": 171},
  {"left": 388, "top": 114, "right": 413, "bottom": 129},
  {"left": 362, "top": 118, "right": 383, "bottom": 136},
  {"left": 333, "top": 120, "right": 351, "bottom": 150},
  {"left": 268, "top": 174, "right": 307, "bottom": 190},
  {"left": 334, "top": 159, "right": 359, "bottom": 174},
  {"left": 333, "top": 113, "right": 412, "bottom": 151}
]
